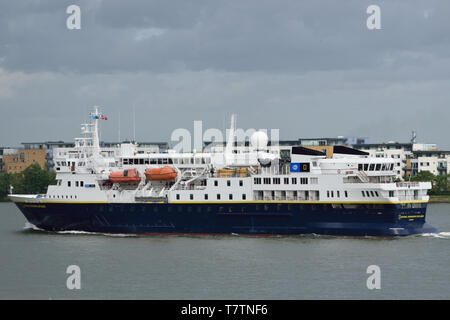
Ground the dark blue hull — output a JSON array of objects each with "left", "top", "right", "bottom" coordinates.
[{"left": 14, "top": 202, "right": 438, "bottom": 237}]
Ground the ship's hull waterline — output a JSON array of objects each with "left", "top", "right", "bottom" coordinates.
[{"left": 13, "top": 201, "right": 438, "bottom": 237}]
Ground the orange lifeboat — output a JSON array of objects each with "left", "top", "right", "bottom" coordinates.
[
  {"left": 109, "top": 169, "right": 141, "bottom": 184},
  {"left": 145, "top": 166, "right": 177, "bottom": 181}
]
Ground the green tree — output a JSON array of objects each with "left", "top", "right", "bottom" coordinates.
[
  {"left": 0, "top": 172, "right": 11, "bottom": 200},
  {"left": 410, "top": 170, "right": 435, "bottom": 182},
  {"left": 7, "top": 164, "right": 56, "bottom": 196},
  {"left": 434, "top": 174, "right": 450, "bottom": 195}
]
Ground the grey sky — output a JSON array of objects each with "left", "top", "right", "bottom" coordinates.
[{"left": 0, "top": 0, "right": 449, "bottom": 148}]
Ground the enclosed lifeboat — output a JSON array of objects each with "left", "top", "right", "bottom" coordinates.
[
  {"left": 145, "top": 166, "right": 177, "bottom": 181},
  {"left": 109, "top": 169, "right": 141, "bottom": 184}
]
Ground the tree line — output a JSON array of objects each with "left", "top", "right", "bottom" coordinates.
[
  {"left": 409, "top": 171, "right": 450, "bottom": 195},
  {"left": 0, "top": 164, "right": 56, "bottom": 201}
]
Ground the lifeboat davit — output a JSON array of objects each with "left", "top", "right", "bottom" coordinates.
[
  {"left": 145, "top": 166, "right": 177, "bottom": 181},
  {"left": 109, "top": 169, "right": 141, "bottom": 184}
]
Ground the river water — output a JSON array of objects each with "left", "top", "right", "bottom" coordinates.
[{"left": 0, "top": 202, "right": 448, "bottom": 299}]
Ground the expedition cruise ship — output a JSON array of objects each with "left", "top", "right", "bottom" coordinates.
[{"left": 10, "top": 108, "right": 438, "bottom": 236}]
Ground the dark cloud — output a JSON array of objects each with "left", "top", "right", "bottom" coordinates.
[
  {"left": 1, "top": 0, "right": 449, "bottom": 73},
  {"left": 0, "top": 0, "right": 449, "bottom": 149}
]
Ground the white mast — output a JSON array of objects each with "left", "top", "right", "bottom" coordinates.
[{"left": 224, "top": 114, "right": 236, "bottom": 166}]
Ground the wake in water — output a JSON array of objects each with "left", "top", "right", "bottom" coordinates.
[
  {"left": 23, "top": 223, "right": 138, "bottom": 238},
  {"left": 23, "top": 222, "right": 43, "bottom": 232},
  {"left": 421, "top": 232, "right": 450, "bottom": 239}
]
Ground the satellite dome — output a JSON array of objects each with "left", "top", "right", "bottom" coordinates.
[{"left": 250, "top": 131, "right": 269, "bottom": 150}]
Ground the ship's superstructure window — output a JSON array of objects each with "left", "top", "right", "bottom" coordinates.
[
  {"left": 362, "top": 191, "right": 365, "bottom": 197},
  {"left": 254, "top": 178, "right": 261, "bottom": 184},
  {"left": 227, "top": 180, "right": 231, "bottom": 187},
  {"left": 190, "top": 194, "right": 193, "bottom": 200},
  {"left": 300, "top": 178, "right": 308, "bottom": 184},
  {"left": 229, "top": 194, "right": 233, "bottom": 200},
  {"left": 284, "top": 178, "right": 289, "bottom": 184},
  {"left": 217, "top": 194, "right": 221, "bottom": 200},
  {"left": 239, "top": 180, "right": 243, "bottom": 187},
  {"left": 263, "top": 178, "right": 271, "bottom": 184},
  {"left": 67, "top": 181, "right": 71, "bottom": 187},
  {"left": 204, "top": 194, "right": 208, "bottom": 200},
  {"left": 214, "top": 180, "right": 218, "bottom": 187},
  {"left": 337, "top": 191, "right": 340, "bottom": 197},
  {"left": 273, "top": 178, "right": 280, "bottom": 184},
  {"left": 345, "top": 191, "right": 348, "bottom": 197},
  {"left": 242, "top": 194, "right": 246, "bottom": 200},
  {"left": 389, "top": 191, "right": 394, "bottom": 197},
  {"left": 292, "top": 178, "right": 297, "bottom": 184}
]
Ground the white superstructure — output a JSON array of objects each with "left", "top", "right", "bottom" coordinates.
[{"left": 11, "top": 108, "right": 431, "bottom": 207}]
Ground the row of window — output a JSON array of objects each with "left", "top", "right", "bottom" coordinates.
[
  {"left": 358, "top": 163, "right": 394, "bottom": 171},
  {"left": 254, "top": 177, "right": 317, "bottom": 185},
  {"left": 48, "top": 194, "right": 78, "bottom": 199},
  {"left": 176, "top": 193, "right": 247, "bottom": 201},
  {"left": 362, "top": 190, "right": 379, "bottom": 198},
  {"left": 326, "top": 190, "right": 349, "bottom": 198},
  {"left": 213, "top": 180, "right": 244, "bottom": 187},
  {"left": 123, "top": 157, "right": 211, "bottom": 165},
  {"left": 59, "top": 180, "right": 95, "bottom": 188}
]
